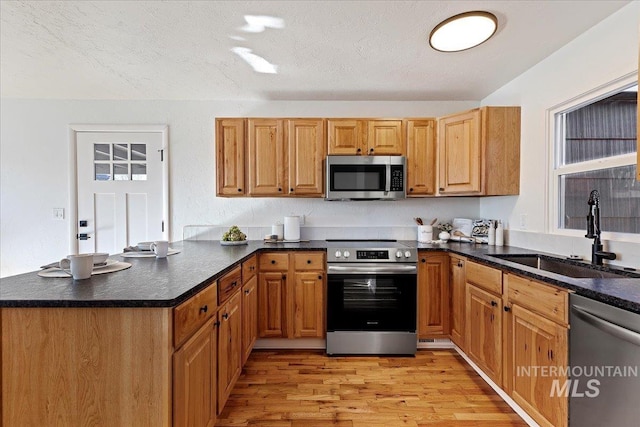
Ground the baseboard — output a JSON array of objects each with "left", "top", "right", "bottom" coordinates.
[
  {"left": 453, "top": 345, "right": 540, "bottom": 427},
  {"left": 253, "top": 338, "right": 326, "bottom": 349}
]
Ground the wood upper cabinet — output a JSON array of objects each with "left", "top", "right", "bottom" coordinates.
[
  {"left": 449, "top": 254, "right": 466, "bottom": 350},
  {"left": 174, "top": 316, "right": 217, "bottom": 427},
  {"left": 438, "top": 107, "right": 520, "bottom": 195},
  {"left": 241, "top": 274, "right": 258, "bottom": 366},
  {"left": 406, "top": 119, "right": 436, "bottom": 196},
  {"left": 368, "top": 120, "right": 404, "bottom": 155},
  {"left": 247, "top": 118, "right": 286, "bottom": 196},
  {"left": 287, "top": 119, "right": 325, "bottom": 196},
  {"left": 327, "top": 119, "right": 404, "bottom": 155},
  {"left": 503, "top": 273, "right": 568, "bottom": 427},
  {"left": 327, "top": 119, "right": 367, "bottom": 155},
  {"left": 417, "top": 252, "right": 449, "bottom": 338},
  {"left": 216, "top": 118, "right": 245, "bottom": 196},
  {"left": 217, "top": 290, "right": 242, "bottom": 414}
]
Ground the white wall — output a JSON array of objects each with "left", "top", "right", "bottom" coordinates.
[
  {"left": 480, "top": 2, "right": 640, "bottom": 268},
  {"left": 0, "top": 99, "right": 479, "bottom": 277}
]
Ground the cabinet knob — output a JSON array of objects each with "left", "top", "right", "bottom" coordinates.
[
  {"left": 231, "top": 281, "right": 238, "bottom": 288},
  {"left": 491, "top": 300, "right": 498, "bottom": 307},
  {"left": 214, "top": 320, "right": 220, "bottom": 327},
  {"left": 409, "top": 188, "right": 413, "bottom": 192},
  {"left": 307, "top": 259, "right": 312, "bottom": 264},
  {"left": 222, "top": 313, "right": 229, "bottom": 320},
  {"left": 238, "top": 188, "right": 242, "bottom": 192},
  {"left": 356, "top": 148, "right": 361, "bottom": 153},
  {"left": 290, "top": 188, "right": 294, "bottom": 192},
  {"left": 245, "top": 289, "right": 250, "bottom": 295},
  {"left": 318, "top": 275, "right": 322, "bottom": 280},
  {"left": 282, "top": 274, "right": 286, "bottom": 280},
  {"left": 278, "top": 188, "right": 282, "bottom": 192},
  {"left": 458, "top": 261, "right": 463, "bottom": 267},
  {"left": 199, "top": 305, "right": 208, "bottom": 313},
  {"left": 369, "top": 148, "right": 374, "bottom": 153},
  {"left": 271, "top": 259, "right": 276, "bottom": 264},
  {"left": 504, "top": 306, "right": 511, "bottom": 312},
  {"left": 421, "top": 258, "right": 426, "bottom": 263}
]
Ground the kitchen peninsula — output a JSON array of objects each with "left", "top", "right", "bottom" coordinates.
[{"left": 2, "top": 240, "right": 639, "bottom": 426}]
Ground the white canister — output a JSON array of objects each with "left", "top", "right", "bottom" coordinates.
[
  {"left": 271, "top": 223, "right": 284, "bottom": 240},
  {"left": 417, "top": 225, "right": 433, "bottom": 243},
  {"left": 283, "top": 216, "right": 300, "bottom": 241}
]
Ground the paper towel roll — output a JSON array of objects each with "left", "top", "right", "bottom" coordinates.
[{"left": 284, "top": 216, "right": 300, "bottom": 241}]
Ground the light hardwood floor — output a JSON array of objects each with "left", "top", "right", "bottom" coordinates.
[{"left": 216, "top": 349, "right": 527, "bottom": 427}]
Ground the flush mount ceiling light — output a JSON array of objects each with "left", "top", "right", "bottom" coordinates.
[{"left": 429, "top": 11, "right": 498, "bottom": 52}]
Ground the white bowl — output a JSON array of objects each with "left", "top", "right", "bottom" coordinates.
[{"left": 92, "top": 252, "right": 109, "bottom": 264}]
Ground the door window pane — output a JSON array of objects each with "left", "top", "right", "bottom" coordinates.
[
  {"left": 113, "top": 144, "right": 129, "bottom": 161},
  {"left": 131, "top": 144, "right": 146, "bottom": 161},
  {"left": 131, "top": 163, "right": 147, "bottom": 181},
  {"left": 95, "top": 164, "right": 111, "bottom": 181},
  {"left": 113, "top": 163, "right": 129, "bottom": 180},
  {"left": 94, "top": 144, "right": 110, "bottom": 161}
]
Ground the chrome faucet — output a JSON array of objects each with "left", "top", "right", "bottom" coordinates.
[{"left": 585, "top": 190, "right": 616, "bottom": 266}]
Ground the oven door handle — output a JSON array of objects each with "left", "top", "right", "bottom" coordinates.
[
  {"left": 385, "top": 164, "right": 391, "bottom": 193},
  {"left": 327, "top": 265, "right": 417, "bottom": 275}
]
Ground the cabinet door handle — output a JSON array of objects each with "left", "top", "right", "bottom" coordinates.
[
  {"left": 199, "top": 305, "right": 208, "bottom": 313},
  {"left": 504, "top": 306, "right": 511, "bottom": 312},
  {"left": 222, "top": 313, "right": 229, "bottom": 320},
  {"left": 245, "top": 289, "right": 251, "bottom": 295},
  {"left": 491, "top": 300, "right": 498, "bottom": 307},
  {"left": 231, "top": 281, "right": 238, "bottom": 288}
]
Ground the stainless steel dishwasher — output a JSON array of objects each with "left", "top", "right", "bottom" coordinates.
[{"left": 570, "top": 294, "right": 640, "bottom": 427}]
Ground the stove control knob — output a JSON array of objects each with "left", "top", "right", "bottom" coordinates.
[
  {"left": 404, "top": 251, "right": 412, "bottom": 258},
  {"left": 395, "top": 250, "right": 402, "bottom": 258},
  {"left": 335, "top": 250, "right": 342, "bottom": 258},
  {"left": 343, "top": 250, "right": 351, "bottom": 258}
]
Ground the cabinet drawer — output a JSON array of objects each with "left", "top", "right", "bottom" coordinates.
[
  {"left": 259, "top": 252, "right": 290, "bottom": 271},
  {"left": 466, "top": 261, "right": 502, "bottom": 294},
  {"left": 506, "top": 273, "right": 568, "bottom": 325},
  {"left": 219, "top": 265, "right": 242, "bottom": 305},
  {"left": 293, "top": 252, "right": 325, "bottom": 270},
  {"left": 174, "top": 281, "right": 218, "bottom": 347},
  {"left": 242, "top": 255, "right": 257, "bottom": 281}
]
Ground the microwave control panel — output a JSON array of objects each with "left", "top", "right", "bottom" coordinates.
[{"left": 390, "top": 165, "right": 404, "bottom": 192}]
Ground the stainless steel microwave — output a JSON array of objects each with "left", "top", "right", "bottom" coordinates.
[{"left": 325, "top": 155, "right": 406, "bottom": 200}]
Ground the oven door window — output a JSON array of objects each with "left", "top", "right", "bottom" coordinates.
[
  {"left": 327, "top": 273, "right": 416, "bottom": 332},
  {"left": 329, "top": 165, "right": 386, "bottom": 191}
]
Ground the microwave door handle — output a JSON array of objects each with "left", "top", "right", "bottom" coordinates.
[{"left": 385, "top": 164, "right": 391, "bottom": 193}]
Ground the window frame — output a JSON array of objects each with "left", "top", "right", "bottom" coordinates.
[{"left": 547, "top": 72, "right": 638, "bottom": 243}]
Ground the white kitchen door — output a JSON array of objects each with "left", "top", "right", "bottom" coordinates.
[{"left": 74, "top": 130, "right": 168, "bottom": 255}]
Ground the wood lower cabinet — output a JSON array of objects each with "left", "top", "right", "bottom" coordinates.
[
  {"left": 216, "top": 118, "right": 245, "bottom": 196},
  {"left": 258, "top": 251, "right": 325, "bottom": 339},
  {"left": 417, "top": 252, "right": 449, "bottom": 337},
  {"left": 241, "top": 274, "right": 258, "bottom": 365},
  {"left": 503, "top": 273, "right": 569, "bottom": 427},
  {"left": 449, "top": 254, "right": 466, "bottom": 349},
  {"left": 217, "top": 291, "right": 242, "bottom": 414},
  {"left": 258, "top": 271, "right": 287, "bottom": 337},
  {"left": 174, "top": 316, "right": 217, "bottom": 427},
  {"left": 438, "top": 107, "right": 520, "bottom": 195},
  {"left": 293, "top": 271, "right": 324, "bottom": 338},
  {"left": 406, "top": 119, "right": 436, "bottom": 196}
]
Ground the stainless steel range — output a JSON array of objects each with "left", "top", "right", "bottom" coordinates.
[{"left": 325, "top": 240, "right": 417, "bottom": 355}]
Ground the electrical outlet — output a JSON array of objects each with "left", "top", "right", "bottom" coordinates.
[
  {"left": 53, "top": 208, "right": 65, "bottom": 220},
  {"left": 519, "top": 214, "right": 527, "bottom": 229},
  {"left": 299, "top": 215, "right": 305, "bottom": 225}
]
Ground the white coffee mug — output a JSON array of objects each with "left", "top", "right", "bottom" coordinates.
[
  {"left": 150, "top": 240, "right": 169, "bottom": 258},
  {"left": 418, "top": 225, "right": 433, "bottom": 243},
  {"left": 60, "top": 254, "right": 94, "bottom": 280}
]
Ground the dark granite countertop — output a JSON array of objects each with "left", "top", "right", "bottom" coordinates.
[{"left": 1, "top": 239, "right": 639, "bottom": 314}]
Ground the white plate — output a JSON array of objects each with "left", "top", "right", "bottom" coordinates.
[
  {"left": 220, "top": 240, "right": 248, "bottom": 246},
  {"left": 93, "top": 259, "right": 118, "bottom": 270}
]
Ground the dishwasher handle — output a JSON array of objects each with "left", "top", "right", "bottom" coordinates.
[{"left": 572, "top": 305, "right": 640, "bottom": 347}]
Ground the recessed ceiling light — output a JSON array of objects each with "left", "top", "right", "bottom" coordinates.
[{"left": 429, "top": 11, "right": 498, "bottom": 52}]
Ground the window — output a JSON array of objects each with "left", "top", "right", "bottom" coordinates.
[
  {"left": 552, "top": 80, "right": 638, "bottom": 238},
  {"left": 93, "top": 142, "right": 147, "bottom": 181}
]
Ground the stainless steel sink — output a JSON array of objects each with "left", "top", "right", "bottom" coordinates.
[{"left": 490, "top": 254, "right": 636, "bottom": 279}]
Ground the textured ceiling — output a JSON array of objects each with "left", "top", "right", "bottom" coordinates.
[{"left": 0, "top": 0, "right": 630, "bottom": 101}]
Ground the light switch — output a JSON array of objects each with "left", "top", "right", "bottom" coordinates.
[{"left": 53, "top": 208, "right": 64, "bottom": 220}]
